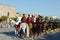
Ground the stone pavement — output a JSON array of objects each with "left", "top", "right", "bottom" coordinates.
[
  {"left": 0, "top": 27, "right": 14, "bottom": 40},
  {"left": 0, "top": 34, "right": 13, "bottom": 40},
  {"left": 0, "top": 27, "right": 45, "bottom": 40},
  {"left": 0, "top": 27, "right": 60, "bottom": 40}
]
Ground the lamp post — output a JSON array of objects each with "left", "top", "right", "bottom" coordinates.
[{"left": 7, "top": 12, "right": 10, "bottom": 28}]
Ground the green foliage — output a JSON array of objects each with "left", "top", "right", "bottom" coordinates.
[
  {"left": 1, "top": 16, "right": 7, "bottom": 22},
  {"left": 16, "top": 12, "right": 19, "bottom": 14},
  {"left": 0, "top": 16, "right": 17, "bottom": 22},
  {"left": 11, "top": 17, "right": 17, "bottom": 21}
]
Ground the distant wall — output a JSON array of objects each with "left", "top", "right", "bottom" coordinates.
[{"left": 0, "top": 4, "right": 16, "bottom": 18}]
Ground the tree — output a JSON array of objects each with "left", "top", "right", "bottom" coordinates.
[
  {"left": 16, "top": 12, "right": 19, "bottom": 14},
  {"left": 1, "top": 16, "right": 7, "bottom": 22}
]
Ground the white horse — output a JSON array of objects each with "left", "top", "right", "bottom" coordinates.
[
  {"left": 9, "top": 19, "right": 19, "bottom": 37},
  {"left": 19, "top": 22, "right": 29, "bottom": 37},
  {"left": 10, "top": 19, "right": 29, "bottom": 37}
]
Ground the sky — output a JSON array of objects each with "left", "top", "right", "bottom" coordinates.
[{"left": 0, "top": 0, "right": 60, "bottom": 18}]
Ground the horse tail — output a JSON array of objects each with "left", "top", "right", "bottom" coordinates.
[{"left": 26, "top": 23, "right": 29, "bottom": 37}]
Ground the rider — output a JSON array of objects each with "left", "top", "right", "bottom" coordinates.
[
  {"left": 27, "top": 15, "right": 32, "bottom": 31},
  {"left": 38, "top": 15, "right": 43, "bottom": 35},
  {"left": 31, "top": 15, "right": 36, "bottom": 37},
  {"left": 21, "top": 14, "right": 27, "bottom": 23},
  {"left": 27, "top": 14, "right": 31, "bottom": 23}
]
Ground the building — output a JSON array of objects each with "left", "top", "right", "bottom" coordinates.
[{"left": 0, "top": 4, "right": 16, "bottom": 18}]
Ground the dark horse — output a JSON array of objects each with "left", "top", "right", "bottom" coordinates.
[{"left": 42, "top": 21, "right": 50, "bottom": 34}]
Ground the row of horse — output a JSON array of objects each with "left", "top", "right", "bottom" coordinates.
[
  {"left": 10, "top": 19, "right": 60, "bottom": 37},
  {"left": 15, "top": 21, "right": 60, "bottom": 37}
]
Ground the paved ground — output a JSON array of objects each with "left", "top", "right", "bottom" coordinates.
[
  {"left": 0, "top": 27, "right": 46, "bottom": 40},
  {"left": 0, "top": 27, "right": 60, "bottom": 40},
  {"left": 0, "top": 27, "right": 14, "bottom": 40}
]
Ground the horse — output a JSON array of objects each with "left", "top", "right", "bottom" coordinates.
[
  {"left": 27, "top": 22, "right": 33, "bottom": 36},
  {"left": 42, "top": 21, "right": 49, "bottom": 34},
  {"left": 9, "top": 19, "right": 19, "bottom": 37},
  {"left": 31, "top": 22, "right": 38, "bottom": 36},
  {"left": 19, "top": 22, "right": 29, "bottom": 37},
  {"left": 10, "top": 19, "right": 29, "bottom": 37},
  {"left": 49, "top": 22, "right": 53, "bottom": 30},
  {"left": 10, "top": 19, "right": 23, "bottom": 37}
]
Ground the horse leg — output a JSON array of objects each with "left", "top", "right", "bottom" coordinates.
[
  {"left": 44, "top": 23, "right": 47, "bottom": 34},
  {"left": 15, "top": 25, "right": 19, "bottom": 37},
  {"left": 39, "top": 23, "right": 43, "bottom": 35},
  {"left": 15, "top": 29, "right": 18, "bottom": 37}
]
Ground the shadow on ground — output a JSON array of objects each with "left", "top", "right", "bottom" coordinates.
[
  {"left": 0, "top": 31, "right": 46, "bottom": 40},
  {"left": 43, "top": 32, "right": 60, "bottom": 40},
  {"left": 0, "top": 31, "right": 15, "bottom": 37},
  {"left": 0, "top": 31, "right": 60, "bottom": 40}
]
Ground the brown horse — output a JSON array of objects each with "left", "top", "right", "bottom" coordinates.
[
  {"left": 27, "top": 22, "right": 32, "bottom": 32},
  {"left": 42, "top": 21, "right": 49, "bottom": 34},
  {"left": 27, "top": 22, "right": 33, "bottom": 37},
  {"left": 49, "top": 22, "right": 53, "bottom": 30},
  {"left": 32, "top": 22, "right": 43, "bottom": 36}
]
